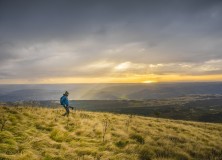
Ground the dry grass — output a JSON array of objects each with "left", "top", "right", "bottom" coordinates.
[{"left": 0, "top": 106, "right": 222, "bottom": 160}]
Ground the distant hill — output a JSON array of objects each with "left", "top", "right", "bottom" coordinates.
[
  {"left": 0, "top": 89, "right": 61, "bottom": 101},
  {"left": 1, "top": 82, "right": 222, "bottom": 101},
  {"left": 0, "top": 106, "right": 222, "bottom": 159}
]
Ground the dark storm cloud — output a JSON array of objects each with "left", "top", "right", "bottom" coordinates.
[
  {"left": 1, "top": 0, "right": 221, "bottom": 40},
  {"left": 0, "top": 0, "right": 222, "bottom": 80}
]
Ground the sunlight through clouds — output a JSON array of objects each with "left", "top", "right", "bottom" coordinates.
[{"left": 114, "top": 62, "right": 146, "bottom": 72}]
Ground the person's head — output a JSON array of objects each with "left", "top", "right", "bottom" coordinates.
[{"left": 64, "top": 91, "right": 69, "bottom": 96}]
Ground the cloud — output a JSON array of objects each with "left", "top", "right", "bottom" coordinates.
[
  {"left": 0, "top": 0, "right": 222, "bottom": 82},
  {"left": 111, "top": 60, "right": 222, "bottom": 76}
]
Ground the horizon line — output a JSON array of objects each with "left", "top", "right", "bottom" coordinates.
[{"left": 0, "top": 81, "right": 222, "bottom": 85}]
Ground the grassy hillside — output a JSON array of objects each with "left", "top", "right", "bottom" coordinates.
[{"left": 0, "top": 106, "right": 222, "bottom": 160}]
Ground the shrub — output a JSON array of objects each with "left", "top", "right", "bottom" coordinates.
[
  {"left": 115, "top": 140, "right": 129, "bottom": 148},
  {"left": 138, "top": 146, "right": 154, "bottom": 160},
  {"left": 130, "top": 133, "right": 145, "bottom": 144}
]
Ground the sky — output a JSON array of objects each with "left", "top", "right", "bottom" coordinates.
[{"left": 0, "top": 0, "right": 222, "bottom": 84}]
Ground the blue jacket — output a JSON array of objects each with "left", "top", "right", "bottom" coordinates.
[{"left": 60, "top": 95, "right": 69, "bottom": 106}]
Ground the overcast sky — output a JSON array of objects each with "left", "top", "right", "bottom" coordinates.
[{"left": 0, "top": 0, "right": 222, "bottom": 83}]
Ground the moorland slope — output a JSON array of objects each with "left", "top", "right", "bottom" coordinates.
[{"left": 0, "top": 106, "right": 222, "bottom": 160}]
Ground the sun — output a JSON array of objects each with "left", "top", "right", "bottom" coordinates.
[{"left": 142, "top": 80, "right": 157, "bottom": 83}]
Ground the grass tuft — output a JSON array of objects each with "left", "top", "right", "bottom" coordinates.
[{"left": 50, "top": 128, "right": 70, "bottom": 142}]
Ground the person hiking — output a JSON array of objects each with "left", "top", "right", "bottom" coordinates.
[{"left": 60, "top": 91, "right": 74, "bottom": 116}]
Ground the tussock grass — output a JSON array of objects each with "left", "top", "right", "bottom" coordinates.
[{"left": 0, "top": 106, "right": 222, "bottom": 160}]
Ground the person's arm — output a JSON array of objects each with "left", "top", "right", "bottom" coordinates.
[{"left": 64, "top": 97, "right": 69, "bottom": 106}]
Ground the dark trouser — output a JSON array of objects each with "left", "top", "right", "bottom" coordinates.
[{"left": 62, "top": 105, "right": 70, "bottom": 116}]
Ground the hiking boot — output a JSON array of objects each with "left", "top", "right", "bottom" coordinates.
[{"left": 70, "top": 106, "right": 74, "bottom": 110}]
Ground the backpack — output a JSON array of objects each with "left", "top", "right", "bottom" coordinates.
[{"left": 60, "top": 96, "right": 64, "bottom": 105}]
